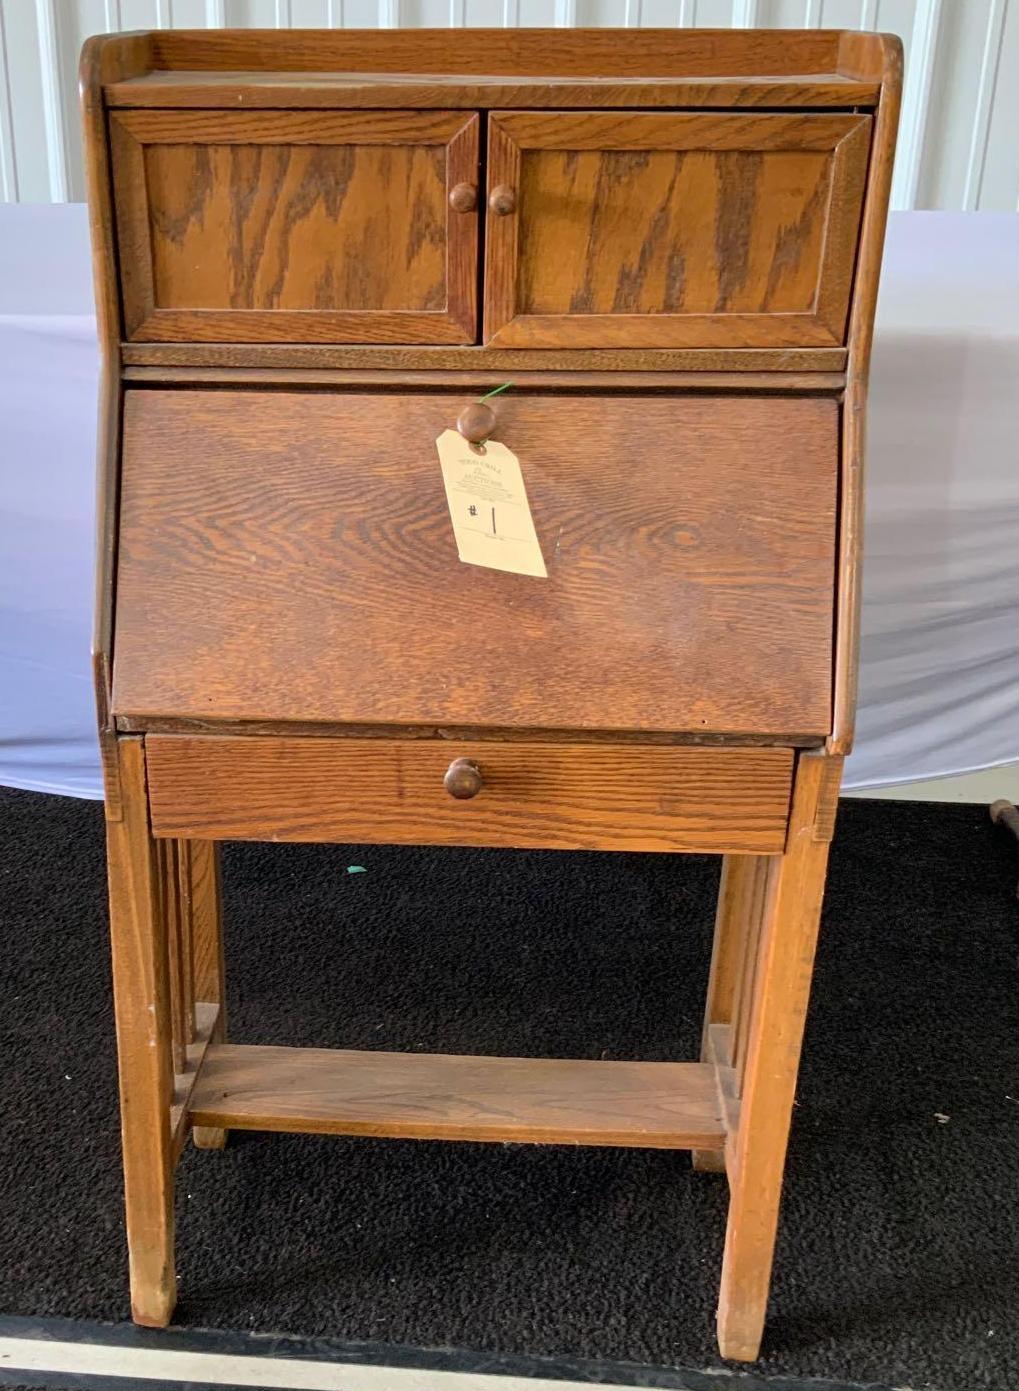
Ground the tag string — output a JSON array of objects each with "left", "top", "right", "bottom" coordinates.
[{"left": 478, "top": 381, "right": 513, "bottom": 403}]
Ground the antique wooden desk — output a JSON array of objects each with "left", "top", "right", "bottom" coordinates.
[{"left": 81, "top": 27, "right": 900, "bottom": 1361}]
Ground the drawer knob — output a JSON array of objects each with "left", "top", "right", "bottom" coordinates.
[
  {"left": 456, "top": 401, "right": 496, "bottom": 445},
  {"left": 488, "top": 184, "right": 516, "bottom": 217},
  {"left": 449, "top": 181, "right": 478, "bottom": 213},
  {"left": 444, "top": 758, "right": 484, "bottom": 800}
]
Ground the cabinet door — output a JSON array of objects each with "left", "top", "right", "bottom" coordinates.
[
  {"left": 110, "top": 110, "right": 479, "bottom": 344},
  {"left": 483, "top": 111, "right": 870, "bottom": 349}
]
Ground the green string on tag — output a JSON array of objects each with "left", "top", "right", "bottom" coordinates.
[{"left": 478, "top": 381, "right": 513, "bottom": 403}]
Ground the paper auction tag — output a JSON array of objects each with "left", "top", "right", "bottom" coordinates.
[{"left": 436, "top": 428, "right": 547, "bottom": 579}]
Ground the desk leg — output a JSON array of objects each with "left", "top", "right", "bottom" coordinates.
[
  {"left": 106, "top": 736, "right": 176, "bottom": 1327},
  {"left": 716, "top": 751, "right": 841, "bottom": 1362},
  {"left": 183, "top": 839, "right": 228, "bottom": 1151},
  {"left": 693, "top": 854, "right": 765, "bottom": 1173}
]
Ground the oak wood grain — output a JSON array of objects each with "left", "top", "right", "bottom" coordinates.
[
  {"left": 121, "top": 366, "right": 846, "bottom": 393},
  {"left": 104, "top": 737, "right": 176, "bottom": 1327},
  {"left": 80, "top": 25, "right": 901, "bottom": 1363},
  {"left": 113, "top": 389, "right": 838, "bottom": 736},
  {"left": 168, "top": 999, "right": 220, "bottom": 1163},
  {"left": 145, "top": 28, "right": 845, "bottom": 77},
  {"left": 80, "top": 35, "right": 153, "bottom": 817},
  {"left": 716, "top": 750, "right": 842, "bottom": 1361},
  {"left": 692, "top": 853, "right": 762, "bottom": 1172},
  {"left": 159, "top": 838, "right": 188, "bottom": 1074},
  {"left": 144, "top": 736, "right": 794, "bottom": 853},
  {"left": 182, "top": 839, "right": 227, "bottom": 1150},
  {"left": 121, "top": 715, "right": 825, "bottom": 747},
  {"left": 105, "top": 70, "right": 881, "bottom": 111},
  {"left": 484, "top": 112, "right": 871, "bottom": 349},
  {"left": 830, "top": 34, "right": 903, "bottom": 754},
  {"left": 119, "top": 343, "right": 848, "bottom": 372},
  {"left": 188, "top": 1043, "right": 726, "bottom": 1150},
  {"left": 110, "top": 109, "right": 478, "bottom": 344}
]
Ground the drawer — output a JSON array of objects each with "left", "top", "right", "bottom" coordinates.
[
  {"left": 109, "top": 109, "right": 479, "bottom": 344},
  {"left": 113, "top": 387, "right": 838, "bottom": 738},
  {"left": 145, "top": 736, "right": 794, "bottom": 853},
  {"left": 484, "top": 111, "right": 871, "bottom": 349}
]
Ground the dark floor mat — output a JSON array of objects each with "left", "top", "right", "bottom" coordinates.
[{"left": 1, "top": 787, "right": 1017, "bottom": 1390}]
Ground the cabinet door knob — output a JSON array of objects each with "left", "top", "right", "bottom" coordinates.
[
  {"left": 456, "top": 401, "right": 496, "bottom": 445},
  {"left": 444, "top": 758, "right": 484, "bottom": 800},
  {"left": 449, "top": 181, "right": 478, "bottom": 213},
  {"left": 488, "top": 184, "right": 516, "bottom": 216}
]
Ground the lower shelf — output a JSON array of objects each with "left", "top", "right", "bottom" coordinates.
[{"left": 188, "top": 1044, "right": 725, "bottom": 1150}]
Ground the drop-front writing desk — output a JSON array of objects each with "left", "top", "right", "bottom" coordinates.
[{"left": 81, "top": 26, "right": 900, "bottom": 1360}]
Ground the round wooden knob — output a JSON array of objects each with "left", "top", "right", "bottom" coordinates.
[
  {"left": 456, "top": 401, "right": 496, "bottom": 445},
  {"left": 444, "top": 758, "right": 483, "bottom": 800},
  {"left": 448, "top": 181, "right": 477, "bottom": 213},
  {"left": 488, "top": 184, "right": 516, "bottom": 216}
]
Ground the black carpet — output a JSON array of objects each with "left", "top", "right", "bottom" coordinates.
[{"left": 1, "top": 786, "right": 1018, "bottom": 1390}]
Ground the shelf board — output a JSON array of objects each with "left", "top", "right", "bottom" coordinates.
[
  {"left": 120, "top": 343, "right": 849, "bottom": 374},
  {"left": 106, "top": 69, "right": 880, "bottom": 110},
  {"left": 189, "top": 1044, "right": 727, "bottom": 1150}
]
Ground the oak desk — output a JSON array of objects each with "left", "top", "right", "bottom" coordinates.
[{"left": 81, "top": 26, "right": 900, "bottom": 1361}]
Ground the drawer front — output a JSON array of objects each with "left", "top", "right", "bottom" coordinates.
[
  {"left": 113, "top": 388, "right": 838, "bottom": 737},
  {"left": 145, "top": 736, "right": 794, "bottom": 853},
  {"left": 110, "top": 109, "right": 479, "bottom": 344},
  {"left": 484, "top": 111, "right": 870, "bottom": 349}
]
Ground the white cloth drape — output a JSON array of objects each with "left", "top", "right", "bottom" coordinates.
[{"left": 1, "top": 205, "right": 1016, "bottom": 798}]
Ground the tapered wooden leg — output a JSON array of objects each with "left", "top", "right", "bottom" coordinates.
[
  {"left": 106, "top": 737, "right": 176, "bottom": 1327},
  {"left": 181, "top": 839, "right": 228, "bottom": 1151},
  {"left": 693, "top": 854, "right": 763, "bottom": 1173},
  {"left": 716, "top": 751, "right": 842, "bottom": 1362}
]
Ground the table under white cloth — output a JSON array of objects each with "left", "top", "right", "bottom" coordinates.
[{"left": 1, "top": 205, "right": 1016, "bottom": 797}]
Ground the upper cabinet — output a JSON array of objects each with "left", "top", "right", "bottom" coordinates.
[
  {"left": 106, "top": 102, "right": 872, "bottom": 351},
  {"left": 110, "top": 109, "right": 479, "bottom": 343},
  {"left": 483, "top": 111, "right": 871, "bottom": 349}
]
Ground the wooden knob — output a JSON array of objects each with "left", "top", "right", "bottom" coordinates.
[
  {"left": 444, "top": 758, "right": 483, "bottom": 800},
  {"left": 488, "top": 184, "right": 516, "bottom": 216},
  {"left": 456, "top": 401, "right": 496, "bottom": 444},
  {"left": 449, "top": 181, "right": 477, "bottom": 213}
]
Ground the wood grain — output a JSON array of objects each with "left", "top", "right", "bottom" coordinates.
[
  {"left": 178, "top": 840, "right": 228, "bottom": 1150},
  {"left": 104, "top": 737, "right": 176, "bottom": 1328},
  {"left": 119, "top": 343, "right": 848, "bottom": 373},
  {"left": 113, "top": 389, "right": 838, "bottom": 737},
  {"left": 120, "top": 714, "right": 824, "bottom": 747},
  {"left": 145, "top": 28, "right": 844, "bottom": 77},
  {"left": 691, "top": 853, "right": 761, "bottom": 1173},
  {"left": 484, "top": 112, "right": 870, "bottom": 349},
  {"left": 81, "top": 25, "right": 901, "bottom": 1360},
  {"left": 831, "top": 34, "right": 903, "bottom": 755},
  {"left": 144, "top": 736, "right": 793, "bottom": 853},
  {"left": 80, "top": 35, "right": 154, "bottom": 817},
  {"left": 716, "top": 750, "right": 842, "bottom": 1361},
  {"left": 168, "top": 999, "right": 220, "bottom": 1163},
  {"left": 105, "top": 71, "right": 881, "bottom": 112},
  {"left": 121, "top": 366, "right": 846, "bottom": 393},
  {"left": 184, "top": 840, "right": 224, "bottom": 1007},
  {"left": 159, "top": 838, "right": 188, "bottom": 1074},
  {"left": 110, "top": 110, "right": 478, "bottom": 344},
  {"left": 188, "top": 1044, "right": 725, "bottom": 1150}
]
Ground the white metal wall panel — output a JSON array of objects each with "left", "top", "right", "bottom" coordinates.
[
  {"left": 0, "top": 3, "right": 18, "bottom": 203},
  {"left": 0, "top": 0, "right": 1017, "bottom": 208},
  {"left": 979, "top": 0, "right": 1019, "bottom": 211}
]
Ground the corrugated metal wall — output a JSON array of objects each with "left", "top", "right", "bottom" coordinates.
[{"left": 0, "top": 0, "right": 1016, "bottom": 211}]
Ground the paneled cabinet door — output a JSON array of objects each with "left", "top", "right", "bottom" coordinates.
[
  {"left": 110, "top": 110, "right": 479, "bottom": 344},
  {"left": 483, "top": 111, "right": 871, "bottom": 349}
]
